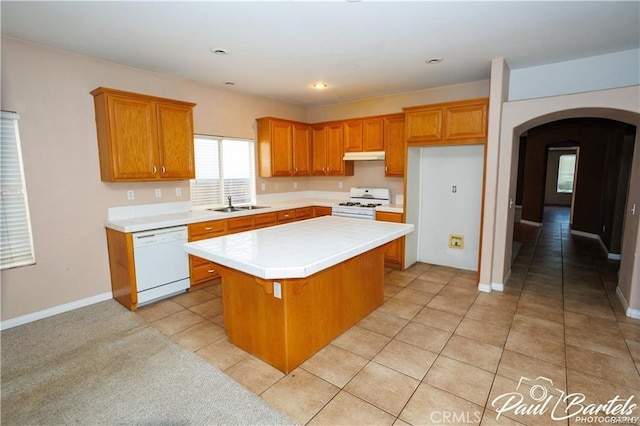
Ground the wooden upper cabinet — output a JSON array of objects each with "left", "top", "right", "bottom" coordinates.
[
  {"left": 343, "top": 118, "right": 384, "bottom": 152},
  {"left": 310, "top": 123, "right": 354, "bottom": 176},
  {"left": 343, "top": 120, "right": 363, "bottom": 152},
  {"left": 404, "top": 98, "right": 488, "bottom": 146},
  {"left": 383, "top": 114, "right": 405, "bottom": 177},
  {"left": 405, "top": 107, "right": 442, "bottom": 143},
  {"left": 257, "top": 117, "right": 310, "bottom": 177},
  {"left": 363, "top": 118, "right": 384, "bottom": 151},
  {"left": 326, "top": 123, "right": 353, "bottom": 176},
  {"left": 443, "top": 101, "right": 488, "bottom": 142},
  {"left": 310, "top": 125, "right": 328, "bottom": 176},
  {"left": 91, "top": 87, "right": 195, "bottom": 182},
  {"left": 156, "top": 102, "right": 196, "bottom": 179},
  {"left": 292, "top": 123, "right": 311, "bottom": 176}
]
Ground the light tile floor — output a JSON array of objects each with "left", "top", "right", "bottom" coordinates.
[{"left": 137, "top": 209, "right": 640, "bottom": 425}]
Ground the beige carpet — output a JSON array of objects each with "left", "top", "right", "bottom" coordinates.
[{"left": 1, "top": 300, "right": 295, "bottom": 425}]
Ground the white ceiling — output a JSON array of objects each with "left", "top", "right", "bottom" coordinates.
[{"left": 2, "top": 1, "right": 639, "bottom": 106}]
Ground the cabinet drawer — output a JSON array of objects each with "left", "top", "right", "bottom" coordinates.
[
  {"left": 189, "top": 220, "right": 227, "bottom": 240},
  {"left": 277, "top": 209, "right": 296, "bottom": 223},
  {"left": 254, "top": 212, "right": 277, "bottom": 229},
  {"left": 191, "top": 261, "right": 221, "bottom": 283},
  {"left": 190, "top": 254, "right": 210, "bottom": 267},
  {"left": 295, "top": 207, "right": 313, "bottom": 220},
  {"left": 228, "top": 216, "right": 254, "bottom": 234}
]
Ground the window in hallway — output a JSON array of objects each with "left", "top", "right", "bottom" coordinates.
[{"left": 556, "top": 153, "right": 576, "bottom": 193}]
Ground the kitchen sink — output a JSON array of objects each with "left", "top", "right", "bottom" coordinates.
[
  {"left": 210, "top": 206, "right": 245, "bottom": 213},
  {"left": 238, "top": 205, "right": 270, "bottom": 210}
]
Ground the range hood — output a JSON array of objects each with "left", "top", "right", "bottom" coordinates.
[{"left": 343, "top": 151, "right": 385, "bottom": 161}]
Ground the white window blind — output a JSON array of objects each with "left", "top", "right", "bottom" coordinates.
[
  {"left": 190, "top": 135, "right": 256, "bottom": 209},
  {"left": 1, "top": 111, "right": 36, "bottom": 269}
]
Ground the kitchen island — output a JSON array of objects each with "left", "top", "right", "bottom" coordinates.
[{"left": 184, "top": 216, "right": 414, "bottom": 373}]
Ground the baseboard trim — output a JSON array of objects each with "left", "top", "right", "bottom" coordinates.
[
  {"left": 520, "top": 219, "right": 542, "bottom": 227},
  {"left": 0, "top": 292, "right": 113, "bottom": 331},
  {"left": 491, "top": 282, "right": 505, "bottom": 292},
  {"left": 616, "top": 286, "right": 640, "bottom": 319},
  {"left": 570, "top": 229, "right": 599, "bottom": 239},
  {"left": 570, "top": 230, "right": 621, "bottom": 260},
  {"left": 477, "top": 283, "right": 492, "bottom": 293}
]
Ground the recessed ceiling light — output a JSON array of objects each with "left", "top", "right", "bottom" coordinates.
[
  {"left": 212, "top": 48, "right": 229, "bottom": 55},
  {"left": 312, "top": 82, "right": 327, "bottom": 90},
  {"left": 426, "top": 57, "right": 443, "bottom": 65},
  {"left": 224, "top": 81, "right": 235, "bottom": 86}
]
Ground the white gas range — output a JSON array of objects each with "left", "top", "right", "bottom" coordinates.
[{"left": 331, "top": 187, "right": 391, "bottom": 220}]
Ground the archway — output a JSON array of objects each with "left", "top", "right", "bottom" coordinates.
[{"left": 488, "top": 86, "right": 640, "bottom": 316}]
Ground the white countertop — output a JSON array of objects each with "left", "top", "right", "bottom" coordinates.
[
  {"left": 184, "top": 216, "right": 414, "bottom": 279},
  {"left": 105, "top": 199, "right": 404, "bottom": 233}
]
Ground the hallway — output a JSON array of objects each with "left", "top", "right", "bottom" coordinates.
[{"left": 138, "top": 206, "right": 640, "bottom": 425}]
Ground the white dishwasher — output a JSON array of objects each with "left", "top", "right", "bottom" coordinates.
[{"left": 132, "top": 226, "right": 190, "bottom": 306}]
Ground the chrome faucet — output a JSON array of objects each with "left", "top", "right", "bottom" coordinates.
[{"left": 227, "top": 195, "right": 232, "bottom": 207}]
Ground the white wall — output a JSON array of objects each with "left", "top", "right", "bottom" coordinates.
[
  {"left": 508, "top": 49, "right": 640, "bottom": 101},
  {"left": 0, "top": 37, "right": 308, "bottom": 322},
  {"left": 416, "top": 145, "right": 484, "bottom": 271}
]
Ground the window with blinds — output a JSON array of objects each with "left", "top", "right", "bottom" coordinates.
[
  {"left": 557, "top": 153, "right": 577, "bottom": 193},
  {"left": 190, "top": 135, "right": 256, "bottom": 209},
  {"left": 1, "top": 111, "right": 36, "bottom": 270}
]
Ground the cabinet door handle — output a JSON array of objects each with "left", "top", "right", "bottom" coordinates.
[
  {"left": 385, "top": 166, "right": 388, "bottom": 172},
  {"left": 207, "top": 269, "right": 215, "bottom": 273},
  {"left": 161, "top": 166, "right": 166, "bottom": 174},
  {"left": 205, "top": 226, "right": 212, "bottom": 231},
  {"left": 153, "top": 166, "right": 157, "bottom": 174}
]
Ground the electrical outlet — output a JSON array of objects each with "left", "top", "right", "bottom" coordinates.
[
  {"left": 155, "top": 188, "right": 162, "bottom": 198},
  {"left": 273, "top": 282, "right": 282, "bottom": 299},
  {"left": 449, "top": 234, "right": 464, "bottom": 249},
  {"left": 338, "top": 181, "right": 343, "bottom": 189},
  {"left": 127, "top": 190, "right": 134, "bottom": 200},
  {"left": 261, "top": 183, "right": 266, "bottom": 191},
  {"left": 175, "top": 187, "right": 182, "bottom": 197},
  {"left": 293, "top": 182, "right": 298, "bottom": 189},
  {"left": 275, "top": 183, "right": 279, "bottom": 190}
]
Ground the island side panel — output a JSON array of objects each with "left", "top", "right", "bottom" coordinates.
[
  {"left": 282, "top": 245, "right": 386, "bottom": 372},
  {"left": 216, "top": 265, "right": 288, "bottom": 372}
]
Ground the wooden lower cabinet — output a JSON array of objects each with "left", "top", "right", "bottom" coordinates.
[
  {"left": 376, "top": 211, "right": 405, "bottom": 269},
  {"left": 228, "top": 216, "right": 254, "bottom": 234},
  {"left": 253, "top": 212, "right": 278, "bottom": 229},
  {"left": 188, "top": 219, "right": 227, "bottom": 286},
  {"left": 105, "top": 228, "right": 137, "bottom": 310},
  {"left": 277, "top": 209, "right": 296, "bottom": 224},
  {"left": 313, "top": 206, "right": 333, "bottom": 217},
  {"left": 295, "top": 207, "right": 313, "bottom": 220}
]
